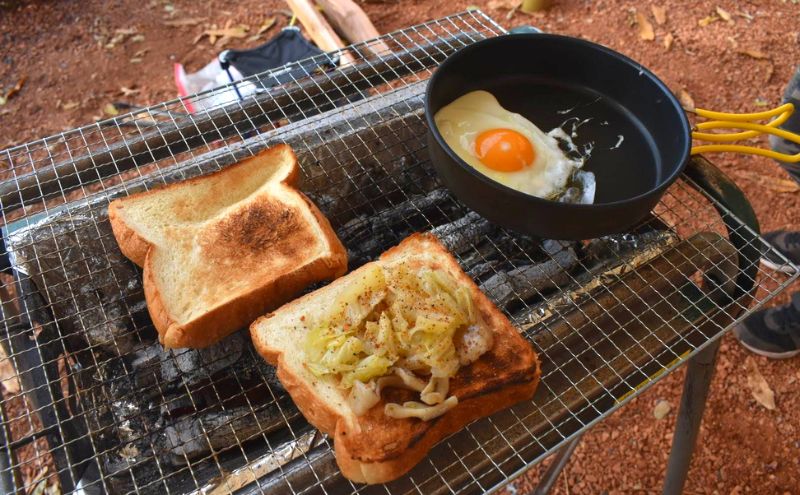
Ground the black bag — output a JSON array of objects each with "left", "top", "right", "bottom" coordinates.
[{"left": 220, "top": 26, "right": 338, "bottom": 89}]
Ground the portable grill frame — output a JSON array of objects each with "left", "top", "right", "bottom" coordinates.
[{"left": 0, "top": 10, "right": 797, "bottom": 495}]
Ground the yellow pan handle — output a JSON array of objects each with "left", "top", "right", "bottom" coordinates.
[
  {"left": 692, "top": 120, "right": 800, "bottom": 144},
  {"left": 690, "top": 144, "right": 800, "bottom": 162},
  {"left": 690, "top": 102, "right": 800, "bottom": 161},
  {"left": 692, "top": 103, "right": 794, "bottom": 122},
  {"left": 693, "top": 110, "right": 792, "bottom": 141}
]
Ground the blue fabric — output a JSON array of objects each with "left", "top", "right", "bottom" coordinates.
[{"left": 774, "top": 65, "right": 800, "bottom": 183}]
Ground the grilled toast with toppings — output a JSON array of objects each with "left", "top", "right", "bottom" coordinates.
[
  {"left": 250, "top": 233, "right": 540, "bottom": 484},
  {"left": 109, "top": 144, "right": 347, "bottom": 349}
]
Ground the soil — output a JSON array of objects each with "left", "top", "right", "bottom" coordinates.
[{"left": 2, "top": 0, "right": 800, "bottom": 494}]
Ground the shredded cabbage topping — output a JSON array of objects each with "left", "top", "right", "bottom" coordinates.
[{"left": 303, "top": 263, "right": 493, "bottom": 419}]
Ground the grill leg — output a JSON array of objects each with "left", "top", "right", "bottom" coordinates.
[
  {"left": 531, "top": 434, "right": 582, "bottom": 495},
  {"left": 662, "top": 339, "right": 721, "bottom": 495}
]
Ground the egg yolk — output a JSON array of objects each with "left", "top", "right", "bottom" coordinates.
[{"left": 474, "top": 128, "right": 536, "bottom": 172}]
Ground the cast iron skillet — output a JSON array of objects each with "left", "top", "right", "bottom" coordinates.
[{"left": 425, "top": 33, "right": 691, "bottom": 240}]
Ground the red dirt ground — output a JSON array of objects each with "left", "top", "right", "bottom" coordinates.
[{"left": 2, "top": 0, "right": 800, "bottom": 493}]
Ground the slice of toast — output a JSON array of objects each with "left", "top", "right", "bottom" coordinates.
[
  {"left": 109, "top": 144, "right": 347, "bottom": 349},
  {"left": 250, "top": 233, "right": 540, "bottom": 484}
]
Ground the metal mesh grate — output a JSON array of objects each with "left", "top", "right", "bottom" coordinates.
[{"left": 0, "top": 10, "right": 797, "bottom": 495}]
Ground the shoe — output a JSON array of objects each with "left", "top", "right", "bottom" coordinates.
[
  {"left": 770, "top": 66, "right": 800, "bottom": 180},
  {"left": 734, "top": 293, "right": 800, "bottom": 359},
  {"left": 760, "top": 230, "right": 800, "bottom": 274}
]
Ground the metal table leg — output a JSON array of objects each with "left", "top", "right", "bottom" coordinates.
[
  {"left": 532, "top": 434, "right": 583, "bottom": 495},
  {"left": 527, "top": 336, "right": 721, "bottom": 495},
  {"left": 524, "top": 337, "right": 722, "bottom": 495},
  {"left": 662, "top": 339, "right": 722, "bottom": 495}
]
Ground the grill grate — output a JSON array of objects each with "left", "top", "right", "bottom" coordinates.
[{"left": 0, "top": 10, "right": 797, "bottom": 495}]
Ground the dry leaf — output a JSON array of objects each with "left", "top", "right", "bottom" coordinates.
[
  {"left": 31, "top": 323, "right": 44, "bottom": 340},
  {"left": 257, "top": 16, "right": 276, "bottom": 35},
  {"left": 736, "top": 10, "right": 754, "bottom": 21},
  {"left": 653, "top": 399, "right": 671, "bottom": 419},
  {"left": 103, "top": 103, "right": 119, "bottom": 116},
  {"left": 130, "top": 57, "right": 143, "bottom": 64},
  {"left": 626, "top": 8, "right": 637, "bottom": 26},
  {"left": 30, "top": 479, "right": 47, "bottom": 495},
  {"left": 29, "top": 466, "right": 48, "bottom": 486},
  {"left": 733, "top": 170, "right": 797, "bottom": 193},
  {"left": 678, "top": 89, "right": 695, "bottom": 111},
  {"left": 29, "top": 467, "right": 50, "bottom": 495},
  {"left": 131, "top": 34, "right": 145, "bottom": 43},
  {"left": 506, "top": 4, "right": 518, "bottom": 20},
  {"left": 0, "top": 345, "right": 20, "bottom": 394},
  {"left": 737, "top": 49, "right": 773, "bottom": 82},
  {"left": 765, "top": 177, "right": 798, "bottom": 193},
  {"left": 698, "top": 14, "right": 719, "bottom": 27},
  {"left": 764, "top": 61, "right": 774, "bottom": 83},
  {"left": 119, "top": 86, "right": 140, "bottom": 97},
  {"left": 163, "top": 17, "right": 206, "bottom": 27},
  {"left": 745, "top": 356, "right": 776, "bottom": 410},
  {"left": 739, "top": 49, "right": 769, "bottom": 59},
  {"left": 4, "top": 77, "right": 25, "bottom": 100},
  {"left": 62, "top": 101, "right": 80, "bottom": 110},
  {"left": 738, "top": 171, "right": 799, "bottom": 192},
  {"left": 716, "top": 6, "right": 733, "bottom": 23},
  {"left": 663, "top": 32, "right": 674, "bottom": 50},
  {"left": 120, "top": 443, "right": 140, "bottom": 460},
  {"left": 198, "top": 23, "right": 249, "bottom": 46},
  {"left": 651, "top": 5, "right": 667, "bottom": 25},
  {"left": 133, "top": 48, "right": 149, "bottom": 58},
  {"left": 636, "top": 11, "right": 655, "bottom": 41},
  {"left": 105, "top": 28, "right": 139, "bottom": 48}
]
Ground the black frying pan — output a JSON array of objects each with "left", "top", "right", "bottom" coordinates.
[{"left": 425, "top": 33, "right": 691, "bottom": 240}]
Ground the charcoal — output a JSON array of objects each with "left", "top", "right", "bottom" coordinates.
[
  {"left": 161, "top": 332, "right": 246, "bottom": 382},
  {"left": 584, "top": 229, "right": 676, "bottom": 262},
  {"left": 163, "top": 401, "right": 300, "bottom": 465},
  {"left": 480, "top": 242, "right": 578, "bottom": 308},
  {"left": 468, "top": 261, "right": 500, "bottom": 281},
  {"left": 127, "top": 335, "right": 283, "bottom": 394},
  {"left": 512, "top": 228, "right": 680, "bottom": 329},
  {"left": 430, "top": 211, "right": 494, "bottom": 252},
  {"left": 336, "top": 188, "right": 458, "bottom": 266}
]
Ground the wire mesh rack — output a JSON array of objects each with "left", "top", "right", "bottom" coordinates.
[{"left": 0, "top": 9, "right": 797, "bottom": 495}]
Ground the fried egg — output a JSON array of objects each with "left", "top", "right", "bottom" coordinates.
[{"left": 434, "top": 90, "right": 592, "bottom": 202}]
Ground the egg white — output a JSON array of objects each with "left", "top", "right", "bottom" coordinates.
[{"left": 434, "top": 90, "right": 585, "bottom": 200}]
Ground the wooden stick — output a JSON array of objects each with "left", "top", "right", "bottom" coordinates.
[
  {"left": 286, "top": 0, "right": 357, "bottom": 66},
  {"left": 316, "top": 0, "right": 391, "bottom": 57}
]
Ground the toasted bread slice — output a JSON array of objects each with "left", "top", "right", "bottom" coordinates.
[
  {"left": 109, "top": 144, "right": 347, "bottom": 349},
  {"left": 250, "top": 233, "right": 540, "bottom": 484}
]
